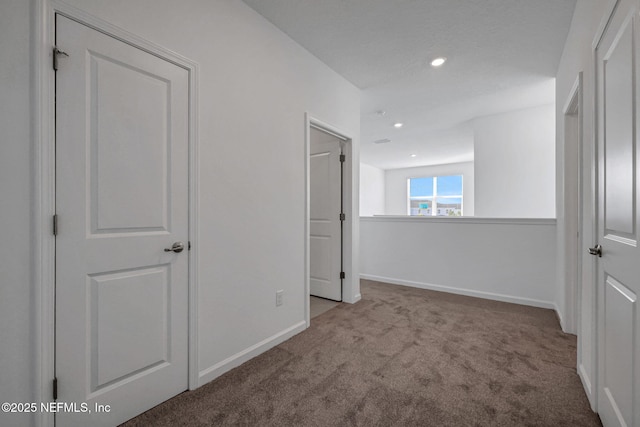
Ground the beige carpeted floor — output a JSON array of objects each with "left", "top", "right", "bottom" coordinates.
[
  {"left": 123, "top": 280, "right": 602, "bottom": 426},
  {"left": 310, "top": 296, "right": 339, "bottom": 319}
]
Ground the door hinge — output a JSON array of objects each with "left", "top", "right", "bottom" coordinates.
[
  {"left": 339, "top": 213, "right": 345, "bottom": 221},
  {"left": 53, "top": 214, "right": 58, "bottom": 236},
  {"left": 52, "top": 377, "right": 58, "bottom": 401},
  {"left": 340, "top": 271, "right": 345, "bottom": 279},
  {"left": 339, "top": 154, "right": 346, "bottom": 163},
  {"left": 53, "top": 46, "right": 69, "bottom": 71},
  {"left": 188, "top": 241, "right": 191, "bottom": 251}
]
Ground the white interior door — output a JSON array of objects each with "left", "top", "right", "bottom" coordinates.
[
  {"left": 595, "top": 1, "right": 640, "bottom": 425},
  {"left": 310, "top": 127, "right": 343, "bottom": 301},
  {"left": 55, "top": 15, "right": 189, "bottom": 426}
]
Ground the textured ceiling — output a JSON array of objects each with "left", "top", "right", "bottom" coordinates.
[{"left": 241, "top": 0, "right": 576, "bottom": 169}]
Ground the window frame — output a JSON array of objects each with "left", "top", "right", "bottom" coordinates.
[{"left": 407, "top": 175, "right": 464, "bottom": 216}]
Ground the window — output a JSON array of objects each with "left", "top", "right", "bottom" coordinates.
[{"left": 408, "top": 175, "right": 463, "bottom": 216}]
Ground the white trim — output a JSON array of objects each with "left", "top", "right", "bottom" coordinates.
[
  {"left": 360, "top": 274, "right": 556, "bottom": 310},
  {"left": 33, "top": 3, "right": 56, "bottom": 427},
  {"left": 35, "top": 3, "right": 200, "bottom": 424},
  {"left": 187, "top": 44, "right": 201, "bottom": 392},
  {"left": 593, "top": 0, "right": 621, "bottom": 50},
  {"left": 361, "top": 216, "right": 556, "bottom": 226},
  {"left": 587, "top": 5, "right": 606, "bottom": 416},
  {"left": 554, "top": 302, "right": 566, "bottom": 331},
  {"left": 560, "top": 72, "right": 584, "bottom": 335},
  {"left": 342, "top": 136, "right": 359, "bottom": 304},
  {"left": 304, "top": 115, "right": 311, "bottom": 327},
  {"left": 563, "top": 73, "right": 583, "bottom": 115},
  {"left": 578, "top": 363, "right": 594, "bottom": 402},
  {"left": 197, "top": 321, "right": 306, "bottom": 386},
  {"left": 309, "top": 122, "right": 348, "bottom": 141},
  {"left": 305, "top": 113, "right": 358, "bottom": 322}
]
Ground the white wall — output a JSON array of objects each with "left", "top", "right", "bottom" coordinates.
[
  {"left": 384, "top": 162, "right": 475, "bottom": 216},
  {"left": 474, "top": 104, "right": 556, "bottom": 218},
  {"left": 2, "top": 1, "right": 360, "bottom": 424},
  {"left": 360, "top": 163, "right": 385, "bottom": 216},
  {"left": 555, "top": 0, "right": 614, "bottom": 409},
  {"left": 360, "top": 217, "right": 557, "bottom": 308},
  {"left": 0, "top": 2, "right": 34, "bottom": 427}
]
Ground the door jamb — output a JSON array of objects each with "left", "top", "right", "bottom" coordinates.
[
  {"left": 564, "top": 72, "right": 597, "bottom": 407},
  {"left": 561, "top": 73, "right": 583, "bottom": 335},
  {"left": 305, "top": 114, "right": 357, "bottom": 327},
  {"left": 33, "top": 3, "right": 200, "bottom": 426}
]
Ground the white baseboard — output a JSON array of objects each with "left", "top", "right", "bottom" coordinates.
[
  {"left": 554, "top": 302, "right": 567, "bottom": 332},
  {"left": 345, "top": 293, "right": 362, "bottom": 304},
  {"left": 360, "top": 274, "right": 555, "bottom": 310},
  {"left": 578, "top": 362, "right": 596, "bottom": 411},
  {"left": 198, "top": 320, "right": 306, "bottom": 387}
]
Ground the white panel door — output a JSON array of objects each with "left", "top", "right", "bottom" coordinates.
[
  {"left": 55, "top": 15, "right": 189, "bottom": 426},
  {"left": 595, "top": 1, "right": 640, "bottom": 426},
  {"left": 310, "top": 128, "right": 342, "bottom": 301}
]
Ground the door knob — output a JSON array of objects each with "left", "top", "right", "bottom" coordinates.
[
  {"left": 588, "top": 244, "right": 602, "bottom": 257},
  {"left": 164, "top": 242, "right": 185, "bottom": 253}
]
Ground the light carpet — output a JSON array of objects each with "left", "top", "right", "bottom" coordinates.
[{"left": 123, "top": 279, "right": 601, "bottom": 426}]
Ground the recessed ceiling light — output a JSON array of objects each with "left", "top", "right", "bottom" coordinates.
[
  {"left": 394, "top": 122, "right": 403, "bottom": 128},
  {"left": 431, "top": 57, "right": 446, "bottom": 67},
  {"left": 410, "top": 154, "right": 417, "bottom": 157}
]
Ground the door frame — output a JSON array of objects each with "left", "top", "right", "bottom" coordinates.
[
  {"left": 33, "top": 3, "right": 200, "bottom": 426},
  {"left": 563, "top": 73, "right": 600, "bottom": 409},
  {"left": 561, "top": 73, "right": 583, "bottom": 335},
  {"left": 304, "top": 114, "right": 358, "bottom": 326}
]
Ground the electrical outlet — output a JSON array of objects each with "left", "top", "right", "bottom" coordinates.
[{"left": 276, "top": 290, "right": 284, "bottom": 307}]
